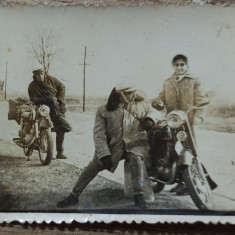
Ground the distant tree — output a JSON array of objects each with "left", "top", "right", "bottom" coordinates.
[{"left": 30, "top": 29, "right": 62, "bottom": 74}]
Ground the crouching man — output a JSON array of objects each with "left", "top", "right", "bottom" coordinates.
[{"left": 57, "top": 84, "right": 162, "bottom": 208}]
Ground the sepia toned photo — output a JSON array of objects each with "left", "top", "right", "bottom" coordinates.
[{"left": 0, "top": 2, "right": 235, "bottom": 224}]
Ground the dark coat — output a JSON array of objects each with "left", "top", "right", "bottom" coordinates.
[{"left": 28, "top": 74, "right": 66, "bottom": 118}]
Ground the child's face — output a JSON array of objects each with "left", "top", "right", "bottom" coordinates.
[{"left": 173, "top": 59, "right": 188, "bottom": 75}]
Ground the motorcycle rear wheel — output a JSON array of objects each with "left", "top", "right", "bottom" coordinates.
[
  {"left": 38, "top": 129, "right": 53, "bottom": 166},
  {"left": 182, "top": 164, "right": 214, "bottom": 210}
]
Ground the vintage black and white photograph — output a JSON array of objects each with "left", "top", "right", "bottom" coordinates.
[{"left": 0, "top": 2, "right": 235, "bottom": 224}]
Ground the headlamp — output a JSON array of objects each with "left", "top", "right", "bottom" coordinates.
[
  {"left": 176, "top": 131, "right": 187, "bottom": 142},
  {"left": 38, "top": 105, "right": 50, "bottom": 117},
  {"left": 166, "top": 111, "right": 186, "bottom": 129}
]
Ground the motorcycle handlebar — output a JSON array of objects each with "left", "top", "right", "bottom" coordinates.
[{"left": 186, "top": 102, "right": 210, "bottom": 113}]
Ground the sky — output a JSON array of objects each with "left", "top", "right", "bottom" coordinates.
[{"left": 0, "top": 5, "right": 235, "bottom": 99}]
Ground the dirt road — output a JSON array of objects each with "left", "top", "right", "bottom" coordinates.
[
  {"left": 1, "top": 101, "right": 235, "bottom": 211},
  {"left": 0, "top": 139, "right": 198, "bottom": 211},
  {"left": 65, "top": 112, "right": 235, "bottom": 211}
]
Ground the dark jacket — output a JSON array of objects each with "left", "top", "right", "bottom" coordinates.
[{"left": 28, "top": 74, "right": 66, "bottom": 118}]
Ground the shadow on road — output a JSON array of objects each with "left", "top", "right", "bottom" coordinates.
[{"left": 0, "top": 192, "right": 16, "bottom": 210}]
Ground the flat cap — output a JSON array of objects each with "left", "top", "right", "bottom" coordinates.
[
  {"left": 115, "top": 81, "right": 136, "bottom": 93},
  {"left": 33, "top": 68, "right": 44, "bottom": 74}
]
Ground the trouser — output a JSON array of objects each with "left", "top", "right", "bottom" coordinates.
[
  {"left": 72, "top": 158, "right": 104, "bottom": 197},
  {"left": 51, "top": 114, "right": 72, "bottom": 154},
  {"left": 72, "top": 153, "right": 150, "bottom": 199},
  {"left": 124, "top": 153, "right": 151, "bottom": 196},
  {"left": 56, "top": 131, "right": 65, "bottom": 153}
]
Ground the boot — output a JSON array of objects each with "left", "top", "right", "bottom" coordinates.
[
  {"left": 56, "top": 152, "right": 67, "bottom": 159},
  {"left": 134, "top": 194, "right": 149, "bottom": 209},
  {"left": 170, "top": 182, "right": 185, "bottom": 193},
  {"left": 57, "top": 194, "right": 78, "bottom": 208},
  {"left": 176, "top": 185, "right": 188, "bottom": 196}
]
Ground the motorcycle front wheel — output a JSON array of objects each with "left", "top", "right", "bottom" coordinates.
[
  {"left": 38, "top": 129, "right": 53, "bottom": 166},
  {"left": 182, "top": 163, "right": 214, "bottom": 210}
]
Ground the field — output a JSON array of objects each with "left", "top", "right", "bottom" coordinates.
[
  {"left": 4, "top": 90, "right": 235, "bottom": 133},
  {"left": 67, "top": 96, "right": 235, "bottom": 134}
]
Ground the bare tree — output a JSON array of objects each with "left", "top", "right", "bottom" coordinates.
[{"left": 30, "top": 29, "right": 62, "bottom": 74}]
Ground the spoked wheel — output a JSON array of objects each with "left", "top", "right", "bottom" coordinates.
[
  {"left": 182, "top": 163, "right": 214, "bottom": 210},
  {"left": 149, "top": 177, "right": 165, "bottom": 193},
  {"left": 38, "top": 129, "right": 53, "bottom": 166}
]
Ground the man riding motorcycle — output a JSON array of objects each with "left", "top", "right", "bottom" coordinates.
[{"left": 28, "top": 68, "right": 72, "bottom": 159}]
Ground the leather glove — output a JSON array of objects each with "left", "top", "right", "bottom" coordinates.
[
  {"left": 101, "top": 155, "right": 112, "bottom": 170},
  {"left": 42, "top": 96, "right": 57, "bottom": 106},
  {"left": 51, "top": 97, "right": 59, "bottom": 105},
  {"left": 59, "top": 101, "right": 67, "bottom": 114},
  {"left": 194, "top": 117, "right": 203, "bottom": 125},
  {"left": 152, "top": 100, "right": 164, "bottom": 111},
  {"left": 143, "top": 118, "right": 155, "bottom": 131}
]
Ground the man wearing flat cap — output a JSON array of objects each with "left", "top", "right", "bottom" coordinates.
[
  {"left": 57, "top": 83, "right": 163, "bottom": 209},
  {"left": 28, "top": 68, "right": 72, "bottom": 159}
]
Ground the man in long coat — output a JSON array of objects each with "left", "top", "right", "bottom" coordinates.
[
  {"left": 152, "top": 54, "right": 208, "bottom": 194},
  {"left": 28, "top": 68, "right": 72, "bottom": 159},
  {"left": 57, "top": 84, "right": 162, "bottom": 208}
]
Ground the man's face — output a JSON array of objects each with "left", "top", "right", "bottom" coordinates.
[
  {"left": 123, "top": 91, "right": 136, "bottom": 103},
  {"left": 34, "top": 71, "right": 44, "bottom": 83},
  {"left": 173, "top": 59, "right": 188, "bottom": 75}
]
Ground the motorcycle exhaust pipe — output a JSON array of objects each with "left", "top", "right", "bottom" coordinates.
[
  {"left": 21, "top": 111, "right": 31, "bottom": 119},
  {"left": 35, "top": 121, "right": 39, "bottom": 138}
]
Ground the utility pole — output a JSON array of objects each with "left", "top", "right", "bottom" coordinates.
[
  {"left": 5, "top": 62, "right": 7, "bottom": 100},
  {"left": 83, "top": 47, "right": 86, "bottom": 112},
  {"left": 79, "top": 47, "right": 90, "bottom": 112}
]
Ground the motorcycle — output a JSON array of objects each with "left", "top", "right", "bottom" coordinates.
[
  {"left": 8, "top": 98, "right": 54, "bottom": 165},
  {"left": 146, "top": 103, "right": 217, "bottom": 210}
]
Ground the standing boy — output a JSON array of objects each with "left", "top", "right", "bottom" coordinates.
[{"left": 152, "top": 54, "right": 208, "bottom": 195}]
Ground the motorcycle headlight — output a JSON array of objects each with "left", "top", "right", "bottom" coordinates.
[
  {"left": 176, "top": 131, "right": 187, "bottom": 141},
  {"left": 166, "top": 111, "right": 186, "bottom": 129},
  {"left": 38, "top": 105, "right": 50, "bottom": 117}
]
